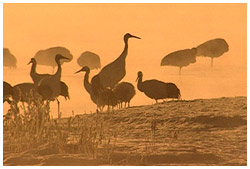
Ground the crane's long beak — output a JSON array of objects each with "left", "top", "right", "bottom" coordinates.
[
  {"left": 75, "top": 69, "right": 82, "bottom": 74},
  {"left": 61, "top": 56, "right": 71, "bottom": 60},
  {"left": 131, "top": 35, "right": 141, "bottom": 39},
  {"left": 27, "top": 60, "right": 32, "bottom": 65}
]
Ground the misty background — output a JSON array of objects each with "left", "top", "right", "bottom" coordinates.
[{"left": 3, "top": 3, "right": 247, "bottom": 117}]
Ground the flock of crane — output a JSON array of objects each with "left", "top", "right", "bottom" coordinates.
[
  {"left": 3, "top": 33, "right": 229, "bottom": 116},
  {"left": 161, "top": 38, "right": 229, "bottom": 75}
]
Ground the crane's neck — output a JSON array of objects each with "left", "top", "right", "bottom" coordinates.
[
  {"left": 116, "top": 38, "right": 129, "bottom": 61},
  {"left": 137, "top": 76, "right": 144, "bottom": 92},
  {"left": 55, "top": 59, "right": 62, "bottom": 78},
  {"left": 83, "top": 70, "right": 92, "bottom": 94},
  {"left": 30, "top": 61, "right": 37, "bottom": 75}
]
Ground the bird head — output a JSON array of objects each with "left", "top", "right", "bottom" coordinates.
[
  {"left": 136, "top": 71, "right": 143, "bottom": 82},
  {"left": 124, "top": 33, "right": 141, "bottom": 41},
  {"left": 27, "top": 58, "right": 36, "bottom": 65},
  {"left": 75, "top": 66, "right": 90, "bottom": 74},
  {"left": 55, "top": 54, "right": 70, "bottom": 62}
]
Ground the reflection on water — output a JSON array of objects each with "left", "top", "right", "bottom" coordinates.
[{"left": 3, "top": 57, "right": 247, "bottom": 117}]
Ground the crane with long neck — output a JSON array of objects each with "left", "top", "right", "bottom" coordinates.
[
  {"left": 78, "top": 66, "right": 92, "bottom": 94},
  {"left": 91, "top": 33, "right": 141, "bottom": 89},
  {"left": 38, "top": 54, "right": 69, "bottom": 100},
  {"left": 37, "top": 54, "right": 70, "bottom": 118},
  {"left": 75, "top": 66, "right": 97, "bottom": 105},
  {"left": 75, "top": 66, "right": 117, "bottom": 112},
  {"left": 28, "top": 58, "right": 51, "bottom": 84}
]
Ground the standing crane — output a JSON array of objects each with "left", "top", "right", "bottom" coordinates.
[
  {"left": 34, "top": 46, "right": 73, "bottom": 73},
  {"left": 160, "top": 48, "right": 197, "bottom": 75},
  {"left": 195, "top": 38, "right": 229, "bottom": 67},
  {"left": 3, "top": 81, "right": 19, "bottom": 103},
  {"left": 28, "top": 58, "right": 51, "bottom": 84},
  {"left": 13, "top": 82, "right": 69, "bottom": 103},
  {"left": 37, "top": 54, "right": 70, "bottom": 118},
  {"left": 77, "top": 51, "right": 101, "bottom": 70},
  {"left": 91, "top": 33, "right": 141, "bottom": 89},
  {"left": 3, "top": 48, "right": 17, "bottom": 69},
  {"left": 75, "top": 66, "right": 117, "bottom": 112}
]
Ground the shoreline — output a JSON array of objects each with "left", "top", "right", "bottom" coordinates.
[{"left": 3, "top": 96, "right": 247, "bottom": 166}]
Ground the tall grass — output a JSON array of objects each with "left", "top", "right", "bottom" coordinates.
[{"left": 3, "top": 92, "right": 117, "bottom": 161}]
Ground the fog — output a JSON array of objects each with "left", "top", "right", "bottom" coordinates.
[{"left": 3, "top": 3, "right": 247, "bottom": 117}]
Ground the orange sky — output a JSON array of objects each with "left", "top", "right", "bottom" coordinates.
[
  {"left": 3, "top": 3, "right": 246, "bottom": 66},
  {"left": 3, "top": 3, "right": 247, "bottom": 115}
]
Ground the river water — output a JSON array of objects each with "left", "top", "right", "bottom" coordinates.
[{"left": 3, "top": 54, "right": 247, "bottom": 117}]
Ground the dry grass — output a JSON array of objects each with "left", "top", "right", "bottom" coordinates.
[
  {"left": 3, "top": 94, "right": 118, "bottom": 163},
  {"left": 3, "top": 94, "right": 169, "bottom": 165},
  {"left": 3, "top": 96, "right": 247, "bottom": 166}
]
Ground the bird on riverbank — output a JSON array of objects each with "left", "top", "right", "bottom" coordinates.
[
  {"left": 91, "top": 33, "right": 141, "bottom": 89},
  {"left": 28, "top": 58, "right": 51, "bottom": 85},
  {"left": 136, "top": 71, "right": 181, "bottom": 103},
  {"left": 3, "top": 81, "right": 19, "bottom": 103},
  {"left": 37, "top": 54, "right": 69, "bottom": 99},
  {"left": 13, "top": 81, "right": 70, "bottom": 103},
  {"left": 113, "top": 82, "right": 135, "bottom": 108},
  {"left": 37, "top": 54, "right": 70, "bottom": 117},
  {"left": 75, "top": 66, "right": 117, "bottom": 112}
]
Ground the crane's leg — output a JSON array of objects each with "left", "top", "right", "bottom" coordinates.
[
  {"left": 56, "top": 98, "right": 61, "bottom": 119},
  {"left": 211, "top": 58, "right": 214, "bottom": 67},
  {"left": 96, "top": 98, "right": 99, "bottom": 113},
  {"left": 179, "top": 67, "right": 182, "bottom": 75}
]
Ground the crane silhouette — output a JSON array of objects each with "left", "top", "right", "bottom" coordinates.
[
  {"left": 34, "top": 46, "right": 73, "bottom": 73},
  {"left": 91, "top": 33, "right": 141, "bottom": 89},
  {"left": 196, "top": 38, "right": 229, "bottom": 67},
  {"left": 3, "top": 81, "right": 19, "bottom": 103},
  {"left": 161, "top": 48, "right": 197, "bottom": 75},
  {"left": 3, "top": 48, "right": 17, "bottom": 69},
  {"left": 13, "top": 82, "right": 69, "bottom": 103},
  {"left": 113, "top": 82, "right": 135, "bottom": 108},
  {"left": 37, "top": 54, "right": 70, "bottom": 117},
  {"left": 75, "top": 66, "right": 117, "bottom": 112},
  {"left": 77, "top": 51, "right": 101, "bottom": 70},
  {"left": 28, "top": 57, "right": 70, "bottom": 101},
  {"left": 136, "top": 71, "right": 181, "bottom": 103},
  {"left": 38, "top": 54, "right": 69, "bottom": 98},
  {"left": 28, "top": 58, "right": 51, "bottom": 84}
]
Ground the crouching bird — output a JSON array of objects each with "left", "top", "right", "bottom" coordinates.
[{"left": 136, "top": 71, "right": 181, "bottom": 103}]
